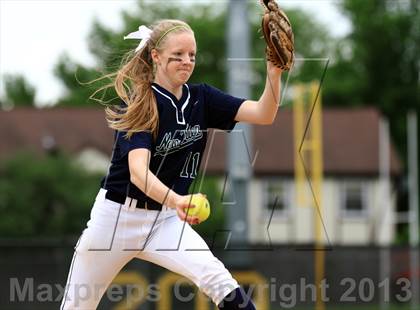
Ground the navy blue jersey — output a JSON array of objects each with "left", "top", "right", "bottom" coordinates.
[{"left": 100, "top": 83, "right": 245, "bottom": 209}]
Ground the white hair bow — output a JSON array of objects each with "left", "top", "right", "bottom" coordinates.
[{"left": 124, "top": 25, "right": 153, "bottom": 52}]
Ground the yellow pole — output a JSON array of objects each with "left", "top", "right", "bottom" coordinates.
[
  {"left": 293, "top": 82, "right": 325, "bottom": 310},
  {"left": 310, "top": 82, "right": 325, "bottom": 310}
]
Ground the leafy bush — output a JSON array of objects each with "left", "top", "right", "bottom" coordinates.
[{"left": 0, "top": 152, "right": 101, "bottom": 237}]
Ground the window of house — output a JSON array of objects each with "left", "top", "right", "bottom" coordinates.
[
  {"left": 263, "top": 179, "right": 290, "bottom": 215},
  {"left": 340, "top": 181, "right": 367, "bottom": 217}
]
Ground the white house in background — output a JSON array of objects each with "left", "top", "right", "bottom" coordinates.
[
  {"left": 0, "top": 107, "right": 401, "bottom": 245},
  {"left": 203, "top": 108, "right": 401, "bottom": 246}
]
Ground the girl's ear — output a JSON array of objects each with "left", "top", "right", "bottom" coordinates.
[{"left": 151, "top": 49, "right": 160, "bottom": 65}]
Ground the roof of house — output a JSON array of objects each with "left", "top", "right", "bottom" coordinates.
[
  {"left": 0, "top": 107, "right": 112, "bottom": 157},
  {"left": 0, "top": 107, "right": 401, "bottom": 176}
]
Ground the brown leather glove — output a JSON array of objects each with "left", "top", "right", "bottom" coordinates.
[{"left": 261, "top": 0, "right": 295, "bottom": 71}]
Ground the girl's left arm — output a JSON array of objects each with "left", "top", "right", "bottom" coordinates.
[{"left": 234, "top": 62, "right": 283, "bottom": 125}]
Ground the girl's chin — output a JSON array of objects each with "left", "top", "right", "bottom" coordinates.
[{"left": 178, "top": 73, "right": 190, "bottom": 82}]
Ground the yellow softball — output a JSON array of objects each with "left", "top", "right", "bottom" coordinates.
[{"left": 189, "top": 194, "right": 211, "bottom": 223}]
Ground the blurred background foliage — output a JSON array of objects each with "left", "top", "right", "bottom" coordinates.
[
  {"left": 0, "top": 0, "right": 419, "bottom": 237},
  {"left": 0, "top": 152, "right": 102, "bottom": 237},
  {"left": 2, "top": 74, "right": 36, "bottom": 109}
]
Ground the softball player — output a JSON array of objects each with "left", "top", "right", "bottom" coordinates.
[{"left": 60, "top": 19, "right": 282, "bottom": 309}]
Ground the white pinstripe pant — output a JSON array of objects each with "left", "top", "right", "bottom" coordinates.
[{"left": 60, "top": 189, "right": 238, "bottom": 309}]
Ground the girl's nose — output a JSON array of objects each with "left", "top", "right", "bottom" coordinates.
[{"left": 181, "top": 55, "right": 194, "bottom": 65}]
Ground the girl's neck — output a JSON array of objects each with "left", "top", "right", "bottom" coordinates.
[{"left": 153, "top": 77, "right": 183, "bottom": 100}]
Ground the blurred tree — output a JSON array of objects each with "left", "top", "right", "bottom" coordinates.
[
  {"left": 52, "top": 54, "right": 108, "bottom": 107},
  {"left": 0, "top": 152, "right": 101, "bottom": 237},
  {"left": 1, "top": 74, "right": 36, "bottom": 108},
  {"left": 328, "top": 0, "right": 420, "bottom": 153}
]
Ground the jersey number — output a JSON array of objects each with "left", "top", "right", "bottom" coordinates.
[{"left": 180, "top": 152, "right": 200, "bottom": 179}]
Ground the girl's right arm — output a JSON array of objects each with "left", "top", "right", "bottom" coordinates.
[{"left": 128, "top": 148, "right": 200, "bottom": 225}]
